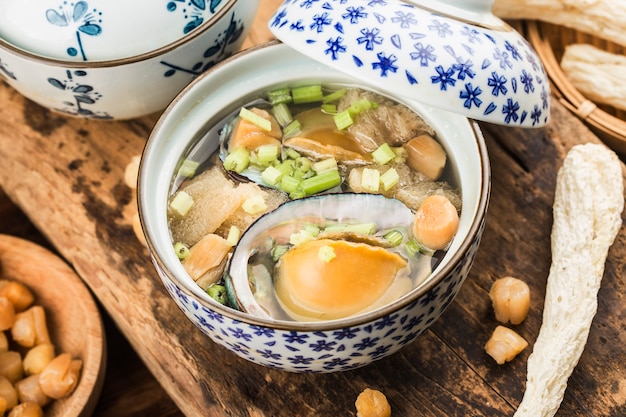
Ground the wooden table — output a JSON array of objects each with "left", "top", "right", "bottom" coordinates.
[{"left": 1, "top": 2, "right": 624, "bottom": 416}]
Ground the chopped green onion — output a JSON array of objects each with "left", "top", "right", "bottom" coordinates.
[
  {"left": 178, "top": 159, "right": 199, "bottom": 178},
  {"left": 223, "top": 148, "right": 250, "bottom": 173},
  {"left": 290, "top": 229, "right": 317, "bottom": 246},
  {"left": 267, "top": 87, "right": 292, "bottom": 105},
  {"left": 226, "top": 226, "right": 241, "bottom": 246},
  {"left": 271, "top": 102, "right": 293, "bottom": 127},
  {"left": 283, "top": 119, "right": 302, "bottom": 138},
  {"left": 383, "top": 230, "right": 404, "bottom": 247},
  {"left": 349, "top": 98, "right": 377, "bottom": 115},
  {"left": 294, "top": 156, "right": 312, "bottom": 173},
  {"left": 275, "top": 159, "right": 295, "bottom": 176},
  {"left": 322, "top": 88, "right": 347, "bottom": 103},
  {"left": 261, "top": 165, "right": 283, "bottom": 186},
  {"left": 333, "top": 109, "right": 354, "bottom": 130},
  {"left": 380, "top": 167, "right": 400, "bottom": 191},
  {"left": 173, "top": 242, "right": 190, "bottom": 260},
  {"left": 372, "top": 143, "right": 396, "bottom": 165},
  {"left": 289, "top": 188, "right": 307, "bottom": 200},
  {"left": 271, "top": 245, "right": 290, "bottom": 262},
  {"left": 169, "top": 190, "right": 194, "bottom": 216},
  {"left": 285, "top": 148, "right": 301, "bottom": 160},
  {"left": 207, "top": 284, "right": 228, "bottom": 305},
  {"left": 256, "top": 144, "right": 280, "bottom": 166},
  {"left": 321, "top": 103, "right": 337, "bottom": 114},
  {"left": 292, "top": 84, "right": 324, "bottom": 104},
  {"left": 312, "top": 157, "right": 337, "bottom": 174},
  {"left": 318, "top": 245, "right": 336, "bottom": 262},
  {"left": 405, "top": 239, "right": 434, "bottom": 257},
  {"left": 300, "top": 169, "right": 341, "bottom": 195},
  {"left": 303, "top": 224, "right": 320, "bottom": 237},
  {"left": 361, "top": 168, "right": 380, "bottom": 193},
  {"left": 323, "top": 222, "right": 377, "bottom": 235},
  {"left": 239, "top": 107, "right": 272, "bottom": 131},
  {"left": 280, "top": 175, "right": 301, "bottom": 194}
]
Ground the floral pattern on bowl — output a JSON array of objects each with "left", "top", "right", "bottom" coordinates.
[
  {"left": 159, "top": 212, "right": 484, "bottom": 373},
  {"left": 269, "top": 0, "right": 550, "bottom": 127},
  {"left": 0, "top": 3, "right": 257, "bottom": 120}
]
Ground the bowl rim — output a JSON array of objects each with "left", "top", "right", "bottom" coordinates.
[
  {"left": 0, "top": 0, "right": 241, "bottom": 67},
  {"left": 139, "top": 40, "right": 492, "bottom": 332}
]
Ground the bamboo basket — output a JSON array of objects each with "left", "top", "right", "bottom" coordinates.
[{"left": 525, "top": 20, "right": 626, "bottom": 156}]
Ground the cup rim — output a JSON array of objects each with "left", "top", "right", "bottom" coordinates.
[{"left": 139, "top": 40, "right": 491, "bottom": 331}]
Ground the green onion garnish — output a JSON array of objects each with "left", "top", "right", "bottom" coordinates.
[
  {"left": 372, "top": 143, "right": 396, "bottom": 165},
  {"left": 300, "top": 169, "right": 341, "bottom": 196},
  {"left": 333, "top": 109, "right": 353, "bottom": 130},
  {"left": 292, "top": 84, "right": 324, "bottom": 104},
  {"left": 323, "top": 222, "right": 377, "bottom": 235},
  {"left": 322, "top": 88, "right": 347, "bottom": 103},
  {"left": 173, "top": 242, "right": 190, "bottom": 260},
  {"left": 169, "top": 191, "right": 194, "bottom": 216},
  {"left": 178, "top": 159, "right": 199, "bottom": 178},
  {"left": 271, "top": 102, "right": 293, "bottom": 127},
  {"left": 383, "top": 230, "right": 404, "bottom": 247},
  {"left": 223, "top": 148, "right": 250, "bottom": 173},
  {"left": 207, "top": 284, "right": 228, "bottom": 305},
  {"left": 239, "top": 107, "right": 272, "bottom": 131},
  {"left": 380, "top": 167, "right": 400, "bottom": 191},
  {"left": 267, "top": 87, "right": 292, "bottom": 105}
]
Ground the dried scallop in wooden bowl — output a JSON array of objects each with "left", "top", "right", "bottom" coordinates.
[
  {"left": 0, "top": 234, "right": 105, "bottom": 417},
  {"left": 492, "top": 0, "right": 626, "bottom": 155}
]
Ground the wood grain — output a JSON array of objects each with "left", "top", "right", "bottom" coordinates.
[{"left": 0, "top": 2, "right": 624, "bottom": 415}]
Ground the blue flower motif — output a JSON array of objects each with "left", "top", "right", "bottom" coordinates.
[
  {"left": 453, "top": 59, "right": 475, "bottom": 80},
  {"left": 504, "top": 40, "right": 522, "bottom": 61},
  {"left": 288, "top": 355, "right": 314, "bottom": 365},
  {"left": 431, "top": 65, "right": 456, "bottom": 91},
  {"left": 323, "top": 357, "right": 351, "bottom": 369},
  {"left": 520, "top": 70, "right": 535, "bottom": 93},
  {"left": 391, "top": 11, "right": 417, "bottom": 28},
  {"left": 367, "top": 0, "right": 387, "bottom": 6},
  {"left": 301, "top": 0, "right": 320, "bottom": 9},
  {"left": 257, "top": 349, "right": 281, "bottom": 360},
  {"left": 332, "top": 328, "right": 359, "bottom": 340},
  {"left": 428, "top": 20, "right": 453, "bottom": 38},
  {"left": 309, "top": 339, "right": 337, "bottom": 352},
  {"left": 369, "top": 344, "right": 392, "bottom": 358},
  {"left": 487, "top": 71, "right": 508, "bottom": 96},
  {"left": 283, "top": 331, "right": 309, "bottom": 344},
  {"left": 310, "top": 12, "right": 332, "bottom": 32},
  {"left": 229, "top": 327, "right": 252, "bottom": 342},
  {"left": 373, "top": 314, "right": 397, "bottom": 330},
  {"left": 342, "top": 6, "right": 367, "bottom": 24},
  {"left": 410, "top": 42, "right": 436, "bottom": 67},
  {"left": 460, "top": 26, "right": 482, "bottom": 44},
  {"left": 460, "top": 83, "right": 483, "bottom": 109},
  {"left": 353, "top": 337, "right": 380, "bottom": 351},
  {"left": 46, "top": 1, "right": 103, "bottom": 60},
  {"left": 502, "top": 98, "right": 520, "bottom": 124},
  {"left": 357, "top": 27, "right": 383, "bottom": 51},
  {"left": 291, "top": 19, "right": 305, "bottom": 31},
  {"left": 372, "top": 52, "right": 398, "bottom": 76},
  {"left": 250, "top": 325, "right": 275, "bottom": 338},
  {"left": 530, "top": 105, "right": 542, "bottom": 126},
  {"left": 325, "top": 37, "right": 347, "bottom": 60},
  {"left": 493, "top": 48, "right": 513, "bottom": 70}
]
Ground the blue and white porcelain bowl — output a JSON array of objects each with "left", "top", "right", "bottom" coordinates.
[
  {"left": 0, "top": 0, "right": 230, "bottom": 61},
  {"left": 0, "top": 0, "right": 258, "bottom": 120},
  {"left": 138, "top": 41, "right": 491, "bottom": 373},
  {"left": 269, "top": 0, "right": 550, "bottom": 128}
]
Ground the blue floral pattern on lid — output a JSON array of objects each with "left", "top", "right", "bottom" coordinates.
[{"left": 269, "top": 0, "right": 550, "bottom": 127}]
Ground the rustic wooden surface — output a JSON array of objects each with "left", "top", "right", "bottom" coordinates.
[{"left": 0, "top": 2, "right": 625, "bottom": 415}]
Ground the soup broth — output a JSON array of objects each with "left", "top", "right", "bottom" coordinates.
[{"left": 167, "top": 83, "right": 462, "bottom": 321}]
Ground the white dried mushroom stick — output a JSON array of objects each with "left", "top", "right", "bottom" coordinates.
[
  {"left": 514, "top": 143, "right": 624, "bottom": 417},
  {"left": 492, "top": 0, "right": 626, "bottom": 47},
  {"left": 561, "top": 44, "right": 626, "bottom": 111}
]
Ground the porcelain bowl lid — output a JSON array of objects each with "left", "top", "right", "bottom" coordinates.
[{"left": 268, "top": 0, "right": 550, "bottom": 128}]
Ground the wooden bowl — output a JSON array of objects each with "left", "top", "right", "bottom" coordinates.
[
  {"left": 0, "top": 234, "right": 106, "bottom": 417},
  {"left": 526, "top": 20, "right": 626, "bottom": 156}
]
